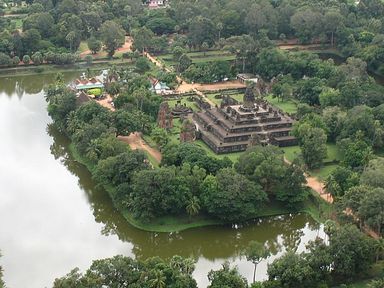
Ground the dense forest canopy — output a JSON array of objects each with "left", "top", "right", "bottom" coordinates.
[{"left": 0, "top": 0, "right": 383, "bottom": 74}]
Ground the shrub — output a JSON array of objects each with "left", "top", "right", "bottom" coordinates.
[
  {"left": 84, "top": 55, "right": 93, "bottom": 65},
  {"left": 22, "top": 55, "right": 31, "bottom": 65},
  {"left": 0, "top": 53, "right": 11, "bottom": 66},
  {"left": 31, "top": 52, "right": 43, "bottom": 65}
]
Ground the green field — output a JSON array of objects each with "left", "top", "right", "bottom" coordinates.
[
  {"left": 159, "top": 50, "right": 236, "bottom": 66},
  {"left": 265, "top": 95, "right": 298, "bottom": 114}
]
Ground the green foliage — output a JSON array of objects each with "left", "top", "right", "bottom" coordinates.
[
  {"left": 338, "top": 135, "right": 373, "bottom": 169},
  {"left": 129, "top": 165, "right": 191, "bottom": 220},
  {"left": 361, "top": 158, "right": 384, "bottom": 188},
  {"left": 99, "top": 20, "right": 125, "bottom": 57},
  {"left": 325, "top": 166, "right": 359, "bottom": 199},
  {"left": 94, "top": 150, "right": 148, "bottom": 187},
  {"left": 201, "top": 168, "right": 267, "bottom": 222},
  {"left": 329, "top": 225, "right": 375, "bottom": 281},
  {"left": 53, "top": 255, "right": 197, "bottom": 288},
  {"left": 22, "top": 54, "right": 30, "bottom": 65},
  {"left": 162, "top": 142, "right": 232, "bottom": 175},
  {"left": 45, "top": 83, "right": 77, "bottom": 132},
  {"left": 135, "top": 57, "right": 150, "bottom": 72},
  {"left": 87, "top": 36, "right": 102, "bottom": 54},
  {"left": 267, "top": 250, "right": 318, "bottom": 288},
  {"left": 208, "top": 262, "right": 248, "bottom": 288}
]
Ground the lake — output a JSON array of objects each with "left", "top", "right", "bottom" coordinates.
[{"left": 0, "top": 72, "right": 324, "bottom": 288}]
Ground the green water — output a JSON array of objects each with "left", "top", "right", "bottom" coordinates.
[{"left": 0, "top": 72, "right": 324, "bottom": 288}]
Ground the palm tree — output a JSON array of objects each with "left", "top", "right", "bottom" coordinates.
[
  {"left": 149, "top": 270, "right": 166, "bottom": 288},
  {"left": 186, "top": 196, "right": 200, "bottom": 219}
]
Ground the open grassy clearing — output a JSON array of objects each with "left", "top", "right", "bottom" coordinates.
[
  {"left": 166, "top": 96, "right": 200, "bottom": 111},
  {"left": 78, "top": 41, "right": 89, "bottom": 53},
  {"left": 158, "top": 50, "right": 235, "bottom": 66},
  {"left": 265, "top": 95, "right": 298, "bottom": 114}
]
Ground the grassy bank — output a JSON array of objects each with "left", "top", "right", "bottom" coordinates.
[{"left": 68, "top": 142, "right": 327, "bottom": 232}]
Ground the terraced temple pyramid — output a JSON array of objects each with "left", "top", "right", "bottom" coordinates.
[{"left": 193, "top": 88, "right": 297, "bottom": 154}]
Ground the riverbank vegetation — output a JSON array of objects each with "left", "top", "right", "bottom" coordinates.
[{"left": 51, "top": 224, "right": 383, "bottom": 288}]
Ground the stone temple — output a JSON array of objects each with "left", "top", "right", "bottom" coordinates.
[{"left": 193, "top": 87, "right": 297, "bottom": 154}]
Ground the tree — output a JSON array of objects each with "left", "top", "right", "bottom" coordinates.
[
  {"left": 267, "top": 250, "right": 316, "bottom": 288},
  {"left": 100, "top": 21, "right": 125, "bottom": 57},
  {"left": 207, "top": 262, "right": 248, "bottom": 288},
  {"left": 94, "top": 151, "right": 148, "bottom": 187},
  {"left": 178, "top": 54, "right": 192, "bottom": 73},
  {"left": 359, "top": 188, "right": 384, "bottom": 237},
  {"left": 149, "top": 270, "right": 166, "bottom": 288},
  {"left": 129, "top": 166, "right": 191, "bottom": 220},
  {"left": 45, "top": 84, "right": 77, "bottom": 132},
  {"left": 368, "top": 278, "right": 384, "bottom": 288},
  {"left": 294, "top": 125, "right": 327, "bottom": 169},
  {"left": 31, "top": 52, "right": 43, "bottom": 65},
  {"left": 325, "top": 166, "right": 359, "bottom": 199},
  {"left": 132, "top": 27, "right": 154, "bottom": 53},
  {"left": 243, "top": 241, "right": 270, "bottom": 283},
  {"left": 235, "top": 145, "right": 286, "bottom": 194},
  {"left": 172, "top": 46, "right": 186, "bottom": 62},
  {"left": 186, "top": 196, "right": 200, "bottom": 219},
  {"left": 319, "top": 87, "right": 341, "bottom": 107},
  {"left": 150, "top": 127, "right": 168, "bottom": 150},
  {"left": 65, "top": 31, "right": 77, "bottom": 52},
  {"left": 201, "top": 168, "right": 267, "bottom": 222},
  {"left": 135, "top": 57, "right": 150, "bottom": 72},
  {"left": 361, "top": 158, "right": 384, "bottom": 188},
  {"left": 290, "top": 9, "right": 323, "bottom": 43},
  {"left": 22, "top": 54, "right": 30, "bottom": 65},
  {"left": 201, "top": 41, "right": 209, "bottom": 56},
  {"left": 338, "top": 136, "right": 373, "bottom": 169},
  {"left": 277, "top": 162, "right": 308, "bottom": 207},
  {"left": 329, "top": 225, "right": 375, "bottom": 281},
  {"left": 87, "top": 36, "right": 102, "bottom": 54},
  {"left": 113, "top": 109, "right": 142, "bottom": 136},
  {"left": 324, "top": 11, "right": 344, "bottom": 46},
  {"left": 84, "top": 55, "right": 93, "bottom": 66},
  {"left": 188, "top": 16, "right": 216, "bottom": 48}
]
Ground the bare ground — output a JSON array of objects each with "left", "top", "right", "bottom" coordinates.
[
  {"left": 118, "top": 132, "right": 162, "bottom": 163},
  {"left": 80, "top": 36, "right": 133, "bottom": 58}
]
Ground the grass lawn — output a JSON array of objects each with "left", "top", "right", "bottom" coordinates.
[
  {"left": 158, "top": 50, "right": 235, "bottom": 66},
  {"left": 282, "top": 144, "right": 342, "bottom": 180},
  {"left": 310, "top": 164, "right": 338, "bottom": 180},
  {"left": 205, "top": 92, "right": 244, "bottom": 106},
  {"left": 265, "top": 95, "right": 298, "bottom": 114},
  {"left": 194, "top": 140, "right": 244, "bottom": 163},
  {"left": 167, "top": 97, "right": 200, "bottom": 111}
]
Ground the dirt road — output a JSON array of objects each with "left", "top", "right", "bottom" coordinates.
[{"left": 118, "top": 132, "right": 162, "bottom": 163}]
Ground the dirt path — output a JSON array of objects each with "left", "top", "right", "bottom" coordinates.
[
  {"left": 283, "top": 157, "right": 334, "bottom": 203},
  {"left": 80, "top": 36, "right": 133, "bottom": 58},
  {"left": 118, "top": 132, "right": 162, "bottom": 163},
  {"left": 95, "top": 95, "right": 115, "bottom": 111}
]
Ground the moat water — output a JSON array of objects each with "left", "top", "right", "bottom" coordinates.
[{"left": 0, "top": 72, "right": 326, "bottom": 288}]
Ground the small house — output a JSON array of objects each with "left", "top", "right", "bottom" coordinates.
[{"left": 149, "top": 77, "right": 171, "bottom": 95}]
